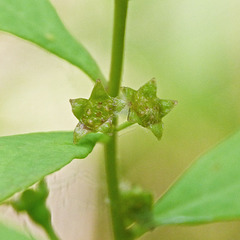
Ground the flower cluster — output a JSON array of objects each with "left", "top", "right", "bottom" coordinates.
[{"left": 70, "top": 79, "right": 177, "bottom": 143}]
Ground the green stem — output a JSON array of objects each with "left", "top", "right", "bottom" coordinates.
[
  {"left": 116, "top": 121, "right": 134, "bottom": 132},
  {"left": 108, "top": 0, "right": 129, "bottom": 97},
  {"left": 104, "top": 0, "right": 129, "bottom": 240},
  {"left": 105, "top": 128, "right": 127, "bottom": 240}
]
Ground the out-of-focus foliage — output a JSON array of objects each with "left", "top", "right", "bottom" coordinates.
[
  {"left": 120, "top": 184, "right": 154, "bottom": 237},
  {"left": 1, "top": 0, "right": 240, "bottom": 239},
  {"left": 0, "top": 222, "right": 37, "bottom": 240},
  {"left": 11, "top": 180, "right": 59, "bottom": 240}
]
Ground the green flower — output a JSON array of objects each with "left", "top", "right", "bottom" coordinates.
[
  {"left": 122, "top": 79, "right": 177, "bottom": 140},
  {"left": 70, "top": 80, "right": 125, "bottom": 143}
]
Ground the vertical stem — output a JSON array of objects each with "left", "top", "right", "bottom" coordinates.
[
  {"left": 108, "top": 0, "right": 129, "bottom": 97},
  {"left": 104, "top": 0, "right": 129, "bottom": 240},
  {"left": 105, "top": 129, "right": 127, "bottom": 240}
]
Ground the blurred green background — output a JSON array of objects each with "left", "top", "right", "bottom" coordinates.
[{"left": 1, "top": 0, "right": 240, "bottom": 239}]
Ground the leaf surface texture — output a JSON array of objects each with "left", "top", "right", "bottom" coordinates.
[{"left": 0, "top": 131, "right": 101, "bottom": 202}]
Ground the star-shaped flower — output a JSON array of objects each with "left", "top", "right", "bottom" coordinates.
[
  {"left": 70, "top": 80, "right": 125, "bottom": 143},
  {"left": 122, "top": 79, "right": 177, "bottom": 140}
]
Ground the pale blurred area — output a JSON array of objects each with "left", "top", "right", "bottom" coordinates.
[{"left": 1, "top": 0, "right": 240, "bottom": 239}]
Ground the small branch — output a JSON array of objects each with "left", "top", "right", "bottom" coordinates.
[{"left": 116, "top": 121, "right": 134, "bottom": 132}]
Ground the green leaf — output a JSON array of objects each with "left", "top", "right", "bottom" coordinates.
[
  {"left": 0, "top": 131, "right": 102, "bottom": 203},
  {"left": 0, "top": 222, "right": 37, "bottom": 240},
  {"left": 0, "top": 0, "right": 106, "bottom": 83},
  {"left": 153, "top": 130, "right": 240, "bottom": 225}
]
